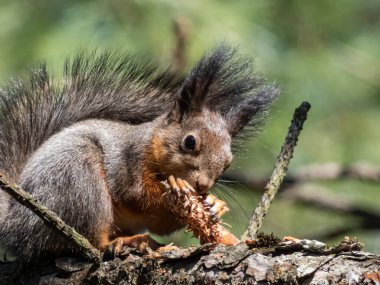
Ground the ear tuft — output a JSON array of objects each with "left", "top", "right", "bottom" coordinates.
[
  {"left": 167, "top": 43, "right": 279, "bottom": 130},
  {"left": 168, "top": 44, "right": 234, "bottom": 122},
  {"left": 226, "top": 85, "right": 280, "bottom": 137}
]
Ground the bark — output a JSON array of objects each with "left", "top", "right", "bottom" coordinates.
[{"left": 1, "top": 241, "right": 379, "bottom": 285}]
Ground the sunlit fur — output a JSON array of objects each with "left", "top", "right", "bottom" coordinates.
[{"left": 0, "top": 44, "right": 278, "bottom": 262}]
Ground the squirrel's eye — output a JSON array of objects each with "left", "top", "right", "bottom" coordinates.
[
  {"left": 181, "top": 134, "right": 197, "bottom": 153},
  {"left": 184, "top": 135, "right": 196, "bottom": 150}
]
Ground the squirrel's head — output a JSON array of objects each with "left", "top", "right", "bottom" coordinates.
[
  {"left": 150, "top": 44, "right": 279, "bottom": 194},
  {"left": 151, "top": 108, "right": 233, "bottom": 194}
]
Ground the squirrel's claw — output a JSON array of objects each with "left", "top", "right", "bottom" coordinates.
[
  {"left": 103, "top": 233, "right": 163, "bottom": 259},
  {"left": 167, "top": 176, "right": 229, "bottom": 219},
  {"left": 204, "top": 194, "right": 229, "bottom": 219},
  {"left": 167, "top": 175, "right": 196, "bottom": 195},
  {"left": 203, "top": 194, "right": 217, "bottom": 206},
  {"left": 168, "top": 175, "right": 180, "bottom": 192}
]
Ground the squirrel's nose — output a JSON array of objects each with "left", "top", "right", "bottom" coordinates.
[{"left": 197, "top": 174, "right": 212, "bottom": 194}]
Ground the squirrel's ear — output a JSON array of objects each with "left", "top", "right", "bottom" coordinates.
[
  {"left": 226, "top": 87, "right": 279, "bottom": 137},
  {"left": 168, "top": 77, "right": 212, "bottom": 122},
  {"left": 168, "top": 60, "right": 216, "bottom": 122}
]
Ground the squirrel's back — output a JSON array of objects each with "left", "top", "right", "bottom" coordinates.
[{"left": 0, "top": 52, "right": 179, "bottom": 182}]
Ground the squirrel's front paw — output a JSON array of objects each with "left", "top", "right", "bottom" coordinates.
[
  {"left": 203, "top": 194, "right": 229, "bottom": 219},
  {"left": 103, "top": 233, "right": 163, "bottom": 259}
]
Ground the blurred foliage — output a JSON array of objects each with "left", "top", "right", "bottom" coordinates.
[{"left": 0, "top": 0, "right": 379, "bottom": 253}]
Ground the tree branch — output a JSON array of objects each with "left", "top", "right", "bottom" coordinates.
[
  {"left": 0, "top": 240, "right": 376, "bottom": 284},
  {"left": 172, "top": 16, "right": 190, "bottom": 71},
  {"left": 241, "top": 102, "right": 311, "bottom": 240},
  {"left": 222, "top": 162, "right": 380, "bottom": 237},
  {"left": 222, "top": 161, "right": 380, "bottom": 191},
  {"left": 0, "top": 173, "right": 101, "bottom": 263},
  {"left": 282, "top": 184, "right": 380, "bottom": 236}
]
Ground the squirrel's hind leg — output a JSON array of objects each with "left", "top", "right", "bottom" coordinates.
[
  {"left": 101, "top": 233, "right": 163, "bottom": 258},
  {"left": 2, "top": 139, "right": 115, "bottom": 262}
]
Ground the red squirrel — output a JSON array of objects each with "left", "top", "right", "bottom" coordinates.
[{"left": 0, "top": 44, "right": 278, "bottom": 263}]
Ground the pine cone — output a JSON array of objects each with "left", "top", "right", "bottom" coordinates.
[{"left": 162, "top": 176, "right": 239, "bottom": 245}]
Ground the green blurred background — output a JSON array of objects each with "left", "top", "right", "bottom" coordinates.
[{"left": 0, "top": 0, "right": 379, "bottom": 253}]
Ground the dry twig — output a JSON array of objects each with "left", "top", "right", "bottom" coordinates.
[
  {"left": 241, "top": 101, "right": 311, "bottom": 240},
  {"left": 172, "top": 16, "right": 190, "bottom": 71},
  {"left": 0, "top": 173, "right": 101, "bottom": 263}
]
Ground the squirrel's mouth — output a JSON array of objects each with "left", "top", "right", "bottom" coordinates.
[
  {"left": 157, "top": 173, "right": 211, "bottom": 194},
  {"left": 196, "top": 174, "right": 214, "bottom": 195}
]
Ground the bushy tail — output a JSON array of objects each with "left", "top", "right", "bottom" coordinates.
[
  {"left": 0, "top": 44, "right": 278, "bottom": 198},
  {"left": 0, "top": 51, "right": 180, "bottom": 181}
]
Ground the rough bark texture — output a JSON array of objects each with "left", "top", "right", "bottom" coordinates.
[{"left": 1, "top": 242, "right": 379, "bottom": 285}]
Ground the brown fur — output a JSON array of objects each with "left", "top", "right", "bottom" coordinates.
[{"left": 0, "top": 45, "right": 278, "bottom": 262}]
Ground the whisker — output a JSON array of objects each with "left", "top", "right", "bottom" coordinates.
[
  {"left": 217, "top": 179, "right": 238, "bottom": 183},
  {"left": 219, "top": 179, "right": 252, "bottom": 192},
  {"left": 215, "top": 183, "right": 250, "bottom": 220},
  {"left": 210, "top": 188, "right": 239, "bottom": 223}
]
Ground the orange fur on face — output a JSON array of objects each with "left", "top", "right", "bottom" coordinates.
[
  {"left": 149, "top": 132, "right": 167, "bottom": 167},
  {"left": 146, "top": 127, "right": 189, "bottom": 183}
]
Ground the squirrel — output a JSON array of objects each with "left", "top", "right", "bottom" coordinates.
[{"left": 0, "top": 44, "right": 278, "bottom": 263}]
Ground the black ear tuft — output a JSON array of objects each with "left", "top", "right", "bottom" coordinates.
[
  {"left": 226, "top": 86, "right": 279, "bottom": 137},
  {"left": 167, "top": 43, "right": 279, "bottom": 129},
  {"left": 168, "top": 44, "right": 235, "bottom": 122}
]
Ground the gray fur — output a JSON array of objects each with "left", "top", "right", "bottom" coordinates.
[
  {"left": 0, "top": 45, "right": 278, "bottom": 263},
  {"left": 1, "top": 119, "right": 156, "bottom": 262}
]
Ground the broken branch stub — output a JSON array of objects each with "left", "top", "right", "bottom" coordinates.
[{"left": 242, "top": 101, "right": 311, "bottom": 241}]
